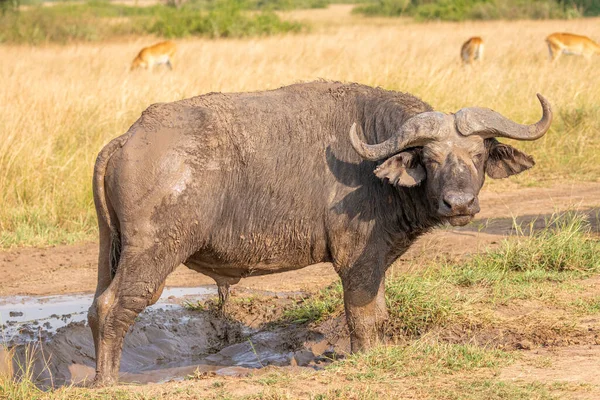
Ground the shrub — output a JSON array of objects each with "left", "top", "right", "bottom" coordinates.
[
  {"left": 353, "top": 0, "right": 590, "bottom": 20},
  {"left": 0, "top": 0, "right": 303, "bottom": 44}
]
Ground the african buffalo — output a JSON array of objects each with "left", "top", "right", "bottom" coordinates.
[{"left": 88, "top": 81, "right": 552, "bottom": 385}]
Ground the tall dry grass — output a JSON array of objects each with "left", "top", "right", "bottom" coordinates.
[{"left": 1, "top": 6, "right": 599, "bottom": 247}]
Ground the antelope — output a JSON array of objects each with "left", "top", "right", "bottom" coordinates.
[
  {"left": 130, "top": 41, "right": 177, "bottom": 71},
  {"left": 546, "top": 32, "right": 600, "bottom": 62},
  {"left": 461, "top": 36, "right": 484, "bottom": 65}
]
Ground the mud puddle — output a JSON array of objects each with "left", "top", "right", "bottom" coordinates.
[
  {"left": 0, "top": 287, "right": 216, "bottom": 345},
  {"left": 2, "top": 288, "right": 341, "bottom": 387}
]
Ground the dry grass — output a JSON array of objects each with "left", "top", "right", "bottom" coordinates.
[{"left": 1, "top": 7, "right": 599, "bottom": 247}]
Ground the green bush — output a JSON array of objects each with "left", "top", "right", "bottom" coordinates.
[
  {"left": 468, "top": 0, "right": 577, "bottom": 20},
  {"left": 147, "top": 0, "right": 302, "bottom": 38},
  {"left": 252, "top": 0, "right": 329, "bottom": 11},
  {"left": 559, "top": 0, "right": 600, "bottom": 15},
  {"left": 0, "top": 0, "right": 303, "bottom": 44},
  {"left": 1, "top": 0, "right": 19, "bottom": 14},
  {"left": 354, "top": 0, "right": 411, "bottom": 17},
  {"left": 413, "top": 0, "right": 488, "bottom": 21},
  {"left": 353, "top": 0, "right": 591, "bottom": 20}
]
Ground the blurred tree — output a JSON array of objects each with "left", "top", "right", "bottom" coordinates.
[
  {"left": 558, "top": 0, "right": 600, "bottom": 15},
  {"left": 165, "top": 0, "right": 187, "bottom": 8},
  {"left": 0, "top": 0, "right": 20, "bottom": 15}
]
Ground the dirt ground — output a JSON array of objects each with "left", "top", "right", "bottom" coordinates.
[{"left": 2, "top": 181, "right": 600, "bottom": 398}]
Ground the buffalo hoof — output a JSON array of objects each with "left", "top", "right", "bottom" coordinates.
[{"left": 92, "top": 375, "right": 117, "bottom": 388}]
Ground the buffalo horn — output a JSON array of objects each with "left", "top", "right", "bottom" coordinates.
[
  {"left": 454, "top": 94, "right": 552, "bottom": 140},
  {"left": 349, "top": 112, "right": 445, "bottom": 161}
]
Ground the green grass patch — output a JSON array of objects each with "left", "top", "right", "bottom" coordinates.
[
  {"left": 569, "top": 296, "right": 600, "bottom": 314},
  {"left": 146, "top": 1, "right": 303, "bottom": 39},
  {"left": 281, "top": 282, "right": 343, "bottom": 323},
  {"left": 445, "top": 212, "right": 600, "bottom": 303},
  {"left": 385, "top": 272, "right": 457, "bottom": 336},
  {"left": 330, "top": 342, "right": 513, "bottom": 380},
  {"left": 0, "top": 208, "right": 97, "bottom": 248},
  {"left": 182, "top": 299, "right": 209, "bottom": 312}
]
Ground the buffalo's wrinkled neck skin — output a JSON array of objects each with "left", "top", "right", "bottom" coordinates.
[{"left": 392, "top": 184, "right": 443, "bottom": 255}]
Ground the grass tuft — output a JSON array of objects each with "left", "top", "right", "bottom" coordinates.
[
  {"left": 449, "top": 212, "right": 600, "bottom": 290},
  {"left": 281, "top": 282, "right": 343, "bottom": 323},
  {"left": 329, "top": 342, "right": 512, "bottom": 380},
  {"left": 0, "top": 344, "right": 49, "bottom": 400},
  {"left": 385, "top": 273, "right": 456, "bottom": 336}
]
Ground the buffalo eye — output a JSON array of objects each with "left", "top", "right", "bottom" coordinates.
[
  {"left": 472, "top": 153, "right": 485, "bottom": 165},
  {"left": 425, "top": 158, "right": 441, "bottom": 168}
]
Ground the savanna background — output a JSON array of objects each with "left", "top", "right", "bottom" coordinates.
[{"left": 1, "top": 0, "right": 600, "bottom": 398}]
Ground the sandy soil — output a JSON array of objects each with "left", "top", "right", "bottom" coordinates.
[
  {"left": 501, "top": 345, "right": 600, "bottom": 391},
  {"left": 1, "top": 182, "right": 598, "bottom": 297}
]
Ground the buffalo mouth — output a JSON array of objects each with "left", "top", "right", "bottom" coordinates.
[{"left": 447, "top": 214, "right": 475, "bottom": 226}]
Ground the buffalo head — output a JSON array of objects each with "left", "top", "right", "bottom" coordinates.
[{"left": 350, "top": 95, "right": 552, "bottom": 226}]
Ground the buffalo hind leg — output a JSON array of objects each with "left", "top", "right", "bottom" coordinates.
[
  {"left": 90, "top": 248, "right": 177, "bottom": 386},
  {"left": 339, "top": 265, "right": 388, "bottom": 352},
  {"left": 88, "top": 225, "right": 113, "bottom": 371}
]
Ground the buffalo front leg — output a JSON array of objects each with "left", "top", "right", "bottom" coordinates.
[
  {"left": 90, "top": 249, "right": 176, "bottom": 386},
  {"left": 339, "top": 266, "right": 388, "bottom": 353},
  {"left": 205, "top": 275, "right": 239, "bottom": 315},
  {"left": 217, "top": 282, "right": 230, "bottom": 313}
]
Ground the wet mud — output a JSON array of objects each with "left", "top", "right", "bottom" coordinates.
[
  {"left": 0, "top": 287, "right": 216, "bottom": 344},
  {"left": 1, "top": 287, "right": 342, "bottom": 387}
]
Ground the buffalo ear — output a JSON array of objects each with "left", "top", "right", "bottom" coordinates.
[
  {"left": 374, "top": 151, "right": 425, "bottom": 187},
  {"left": 486, "top": 140, "right": 535, "bottom": 179}
]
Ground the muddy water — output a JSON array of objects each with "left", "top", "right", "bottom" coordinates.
[
  {"left": 1, "top": 287, "right": 339, "bottom": 387},
  {"left": 0, "top": 287, "right": 216, "bottom": 345}
]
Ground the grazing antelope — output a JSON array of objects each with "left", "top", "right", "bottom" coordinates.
[
  {"left": 546, "top": 32, "right": 600, "bottom": 62},
  {"left": 461, "top": 36, "right": 484, "bottom": 65},
  {"left": 130, "top": 41, "right": 177, "bottom": 71}
]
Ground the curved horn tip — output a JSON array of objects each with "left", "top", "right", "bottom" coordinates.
[
  {"left": 349, "top": 122, "right": 359, "bottom": 147},
  {"left": 350, "top": 122, "right": 357, "bottom": 135},
  {"left": 536, "top": 93, "right": 551, "bottom": 109},
  {"left": 348, "top": 122, "right": 368, "bottom": 158}
]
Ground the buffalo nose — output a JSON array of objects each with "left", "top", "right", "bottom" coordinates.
[{"left": 440, "top": 192, "right": 478, "bottom": 215}]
